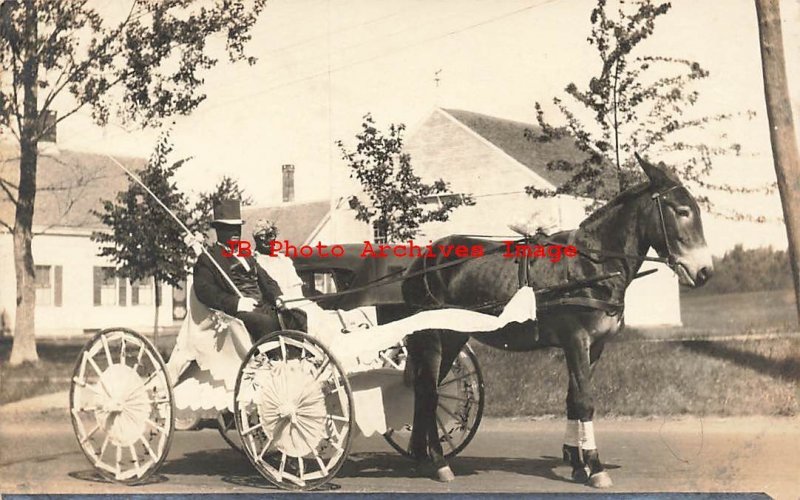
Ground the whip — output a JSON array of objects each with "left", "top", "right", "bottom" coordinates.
[{"left": 105, "top": 154, "right": 244, "bottom": 298}]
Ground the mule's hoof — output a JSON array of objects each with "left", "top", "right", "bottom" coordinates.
[
  {"left": 571, "top": 466, "right": 590, "bottom": 483},
  {"left": 587, "top": 471, "right": 613, "bottom": 489},
  {"left": 436, "top": 465, "right": 455, "bottom": 482}
]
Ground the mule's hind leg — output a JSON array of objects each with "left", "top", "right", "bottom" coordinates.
[
  {"left": 406, "top": 331, "right": 454, "bottom": 482},
  {"left": 437, "top": 332, "right": 469, "bottom": 384},
  {"left": 562, "top": 332, "right": 613, "bottom": 488}
]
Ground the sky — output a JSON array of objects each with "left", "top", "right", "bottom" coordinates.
[{"left": 40, "top": 0, "right": 800, "bottom": 256}]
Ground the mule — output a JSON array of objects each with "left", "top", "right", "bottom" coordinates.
[{"left": 400, "top": 155, "right": 713, "bottom": 487}]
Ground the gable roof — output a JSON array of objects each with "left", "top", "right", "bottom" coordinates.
[
  {"left": 242, "top": 201, "right": 331, "bottom": 246},
  {"left": 440, "top": 108, "right": 606, "bottom": 193},
  {"left": 0, "top": 144, "right": 148, "bottom": 232}
]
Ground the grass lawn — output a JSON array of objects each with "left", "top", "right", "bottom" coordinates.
[
  {"left": 680, "top": 288, "right": 798, "bottom": 334},
  {"left": 0, "top": 334, "right": 175, "bottom": 406},
  {"left": 473, "top": 337, "right": 800, "bottom": 418},
  {"left": 1, "top": 290, "right": 798, "bottom": 415},
  {"left": 475, "top": 289, "right": 800, "bottom": 418}
]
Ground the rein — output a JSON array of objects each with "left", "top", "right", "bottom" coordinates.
[{"left": 281, "top": 185, "right": 683, "bottom": 308}]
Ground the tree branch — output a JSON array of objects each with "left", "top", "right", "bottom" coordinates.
[{"left": 0, "top": 177, "right": 18, "bottom": 205}]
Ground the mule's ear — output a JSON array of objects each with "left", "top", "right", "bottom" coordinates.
[{"left": 635, "top": 153, "right": 677, "bottom": 186}]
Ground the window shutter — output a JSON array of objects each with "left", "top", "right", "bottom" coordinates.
[
  {"left": 54, "top": 266, "right": 62, "bottom": 307},
  {"left": 93, "top": 267, "right": 101, "bottom": 306},
  {"left": 119, "top": 279, "right": 126, "bottom": 306},
  {"left": 131, "top": 282, "right": 139, "bottom": 306}
]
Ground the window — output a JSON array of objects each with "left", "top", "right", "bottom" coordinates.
[
  {"left": 372, "top": 221, "right": 387, "bottom": 245},
  {"left": 35, "top": 265, "right": 62, "bottom": 307},
  {"left": 93, "top": 267, "right": 118, "bottom": 306},
  {"left": 172, "top": 281, "right": 187, "bottom": 320},
  {"left": 314, "top": 272, "right": 338, "bottom": 294},
  {"left": 299, "top": 271, "right": 341, "bottom": 296},
  {"left": 131, "top": 278, "right": 154, "bottom": 306}
]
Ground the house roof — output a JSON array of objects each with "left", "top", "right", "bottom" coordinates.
[
  {"left": 441, "top": 108, "right": 612, "bottom": 195},
  {"left": 242, "top": 201, "right": 331, "bottom": 246},
  {"left": 0, "top": 143, "right": 147, "bottom": 232}
]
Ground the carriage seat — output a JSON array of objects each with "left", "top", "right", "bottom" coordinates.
[{"left": 166, "top": 285, "right": 252, "bottom": 411}]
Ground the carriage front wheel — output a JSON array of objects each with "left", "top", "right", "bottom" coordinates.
[
  {"left": 234, "top": 330, "right": 355, "bottom": 491},
  {"left": 69, "top": 328, "right": 175, "bottom": 484},
  {"left": 383, "top": 342, "right": 485, "bottom": 459}
]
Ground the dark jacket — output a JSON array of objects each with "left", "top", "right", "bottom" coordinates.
[{"left": 193, "top": 244, "right": 283, "bottom": 316}]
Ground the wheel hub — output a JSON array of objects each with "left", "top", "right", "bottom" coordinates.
[
  {"left": 253, "top": 359, "right": 328, "bottom": 457},
  {"left": 96, "top": 364, "right": 151, "bottom": 447}
]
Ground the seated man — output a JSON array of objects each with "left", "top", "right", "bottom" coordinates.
[{"left": 191, "top": 199, "right": 305, "bottom": 340}]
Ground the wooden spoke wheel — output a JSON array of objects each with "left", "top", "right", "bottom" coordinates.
[
  {"left": 217, "top": 411, "right": 245, "bottom": 455},
  {"left": 383, "top": 342, "right": 485, "bottom": 460},
  {"left": 234, "top": 330, "right": 354, "bottom": 491},
  {"left": 69, "top": 328, "right": 175, "bottom": 484}
]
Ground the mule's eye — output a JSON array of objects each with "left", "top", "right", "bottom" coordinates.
[{"left": 676, "top": 206, "right": 691, "bottom": 218}]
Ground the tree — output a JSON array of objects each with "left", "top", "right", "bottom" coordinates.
[
  {"left": 193, "top": 176, "right": 253, "bottom": 233},
  {"left": 528, "top": 0, "right": 763, "bottom": 215},
  {"left": 336, "top": 113, "right": 473, "bottom": 243},
  {"left": 0, "top": 0, "right": 266, "bottom": 364},
  {"left": 92, "top": 133, "right": 193, "bottom": 344},
  {"left": 754, "top": 0, "right": 800, "bottom": 324}
]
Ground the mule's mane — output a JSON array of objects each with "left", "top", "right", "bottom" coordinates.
[{"left": 579, "top": 182, "right": 651, "bottom": 228}]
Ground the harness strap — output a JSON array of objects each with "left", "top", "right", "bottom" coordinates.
[
  {"left": 517, "top": 236, "right": 530, "bottom": 287},
  {"left": 652, "top": 185, "right": 681, "bottom": 267},
  {"left": 537, "top": 296, "right": 623, "bottom": 315},
  {"left": 421, "top": 251, "right": 445, "bottom": 308}
]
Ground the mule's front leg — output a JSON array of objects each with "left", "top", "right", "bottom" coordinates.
[
  {"left": 562, "top": 333, "right": 613, "bottom": 488},
  {"left": 406, "top": 332, "right": 455, "bottom": 482}
]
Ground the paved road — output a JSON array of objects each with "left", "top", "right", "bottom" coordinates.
[{"left": 1, "top": 408, "right": 798, "bottom": 499}]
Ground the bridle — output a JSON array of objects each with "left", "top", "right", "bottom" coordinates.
[{"left": 651, "top": 184, "right": 683, "bottom": 271}]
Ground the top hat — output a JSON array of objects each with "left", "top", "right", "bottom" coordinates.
[{"left": 212, "top": 199, "right": 244, "bottom": 225}]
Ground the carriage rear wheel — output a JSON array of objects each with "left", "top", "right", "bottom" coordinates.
[
  {"left": 69, "top": 328, "right": 175, "bottom": 484},
  {"left": 382, "top": 342, "right": 485, "bottom": 460},
  {"left": 234, "top": 330, "right": 355, "bottom": 490}
]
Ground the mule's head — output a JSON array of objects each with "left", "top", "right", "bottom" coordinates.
[{"left": 636, "top": 154, "right": 713, "bottom": 287}]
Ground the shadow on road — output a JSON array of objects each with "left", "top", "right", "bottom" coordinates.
[
  {"left": 68, "top": 469, "right": 169, "bottom": 485},
  {"left": 338, "top": 452, "right": 620, "bottom": 485},
  {"left": 66, "top": 449, "right": 620, "bottom": 489},
  {"left": 684, "top": 340, "right": 800, "bottom": 383},
  {"left": 159, "top": 448, "right": 249, "bottom": 477}
]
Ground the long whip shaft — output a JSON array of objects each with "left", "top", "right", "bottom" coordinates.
[{"left": 106, "top": 155, "right": 244, "bottom": 299}]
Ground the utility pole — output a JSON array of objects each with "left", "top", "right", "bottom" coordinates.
[{"left": 755, "top": 0, "right": 800, "bottom": 324}]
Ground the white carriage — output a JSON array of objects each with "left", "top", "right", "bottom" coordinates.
[{"left": 69, "top": 288, "right": 485, "bottom": 490}]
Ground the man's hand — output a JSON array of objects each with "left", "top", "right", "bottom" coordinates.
[
  {"left": 237, "top": 297, "right": 258, "bottom": 312},
  {"left": 275, "top": 296, "right": 287, "bottom": 311},
  {"left": 183, "top": 232, "right": 205, "bottom": 257}
]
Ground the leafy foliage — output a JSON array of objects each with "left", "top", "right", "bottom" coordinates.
[
  {"left": 193, "top": 176, "right": 253, "bottom": 232},
  {"left": 336, "top": 113, "right": 473, "bottom": 242},
  {"left": 0, "top": 0, "right": 266, "bottom": 362},
  {"left": 686, "top": 245, "right": 794, "bottom": 295},
  {"left": 0, "top": 0, "right": 267, "bottom": 133},
  {"left": 528, "top": 0, "right": 764, "bottom": 214},
  {"left": 91, "top": 133, "right": 193, "bottom": 289}
]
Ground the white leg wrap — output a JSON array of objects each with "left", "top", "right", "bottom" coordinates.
[
  {"left": 564, "top": 419, "right": 580, "bottom": 447},
  {"left": 578, "top": 421, "right": 597, "bottom": 450}
]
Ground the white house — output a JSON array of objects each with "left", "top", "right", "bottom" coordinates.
[
  {"left": 0, "top": 142, "right": 183, "bottom": 338},
  {"left": 244, "top": 108, "right": 681, "bottom": 327}
]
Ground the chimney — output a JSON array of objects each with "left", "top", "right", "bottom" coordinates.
[{"left": 282, "top": 164, "right": 295, "bottom": 203}]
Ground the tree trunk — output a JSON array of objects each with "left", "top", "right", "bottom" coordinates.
[
  {"left": 153, "top": 279, "right": 161, "bottom": 347},
  {"left": 755, "top": 0, "right": 800, "bottom": 325},
  {"left": 9, "top": 1, "right": 40, "bottom": 365}
]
